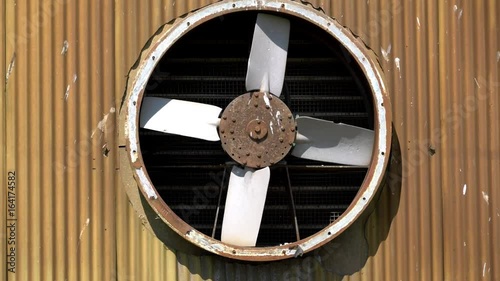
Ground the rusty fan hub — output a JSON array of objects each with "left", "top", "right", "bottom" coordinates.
[{"left": 219, "top": 92, "right": 296, "bottom": 168}]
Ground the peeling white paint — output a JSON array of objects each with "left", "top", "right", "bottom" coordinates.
[
  {"left": 61, "top": 40, "right": 69, "bottom": 55},
  {"left": 91, "top": 107, "right": 116, "bottom": 138},
  {"left": 482, "top": 191, "right": 489, "bottom": 205},
  {"left": 462, "top": 184, "right": 467, "bottom": 195},
  {"left": 64, "top": 84, "right": 70, "bottom": 101},
  {"left": 483, "top": 262, "right": 486, "bottom": 277},
  {"left": 78, "top": 218, "right": 90, "bottom": 243},
  {"left": 416, "top": 17, "right": 420, "bottom": 30},
  {"left": 474, "top": 77, "right": 480, "bottom": 88},
  {"left": 463, "top": 242, "right": 466, "bottom": 247},
  {"left": 453, "top": 5, "right": 463, "bottom": 19},
  {"left": 394, "top": 57, "right": 401, "bottom": 78},
  {"left": 6, "top": 53, "right": 16, "bottom": 85},
  {"left": 275, "top": 110, "right": 282, "bottom": 127},
  {"left": 381, "top": 44, "right": 392, "bottom": 62},
  {"left": 263, "top": 92, "right": 271, "bottom": 109},
  {"left": 73, "top": 74, "right": 78, "bottom": 83}
]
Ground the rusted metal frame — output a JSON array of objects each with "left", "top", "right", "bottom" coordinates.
[{"left": 120, "top": 0, "right": 391, "bottom": 261}]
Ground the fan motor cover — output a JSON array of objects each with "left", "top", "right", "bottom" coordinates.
[{"left": 119, "top": 0, "right": 392, "bottom": 261}]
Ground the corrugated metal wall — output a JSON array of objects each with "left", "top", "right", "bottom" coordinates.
[{"left": 2, "top": 0, "right": 499, "bottom": 280}]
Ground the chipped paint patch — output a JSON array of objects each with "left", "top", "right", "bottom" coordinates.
[
  {"left": 381, "top": 44, "right": 391, "bottom": 62},
  {"left": 394, "top": 57, "right": 401, "bottom": 78},
  {"left": 416, "top": 17, "right": 420, "bottom": 30},
  {"left": 474, "top": 77, "right": 480, "bottom": 88},
  {"left": 483, "top": 262, "right": 486, "bottom": 277},
  {"left": 482, "top": 191, "right": 489, "bottom": 205},
  {"left": 5, "top": 53, "right": 16, "bottom": 86},
  {"left": 453, "top": 5, "right": 463, "bottom": 20},
  {"left": 64, "top": 85, "right": 71, "bottom": 100},
  {"left": 61, "top": 40, "right": 69, "bottom": 55},
  {"left": 78, "top": 218, "right": 90, "bottom": 245},
  {"left": 263, "top": 92, "right": 271, "bottom": 109},
  {"left": 91, "top": 107, "right": 116, "bottom": 138},
  {"left": 64, "top": 74, "right": 78, "bottom": 101},
  {"left": 462, "top": 184, "right": 467, "bottom": 195}
]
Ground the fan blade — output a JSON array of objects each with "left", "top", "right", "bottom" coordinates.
[
  {"left": 292, "top": 116, "right": 374, "bottom": 166},
  {"left": 221, "top": 166, "right": 271, "bottom": 246},
  {"left": 245, "top": 13, "right": 290, "bottom": 96},
  {"left": 140, "top": 97, "right": 221, "bottom": 141}
]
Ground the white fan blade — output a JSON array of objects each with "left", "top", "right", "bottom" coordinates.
[
  {"left": 245, "top": 13, "right": 290, "bottom": 96},
  {"left": 292, "top": 116, "right": 374, "bottom": 166},
  {"left": 140, "top": 97, "right": 221, "bottom": 141},
  {"left": 221, "top": 166, "right": 271, "bottom": 246}
]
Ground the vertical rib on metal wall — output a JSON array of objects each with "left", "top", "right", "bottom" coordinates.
[{"left": 1, "top": 0, "right": 7, "bottom": 279}]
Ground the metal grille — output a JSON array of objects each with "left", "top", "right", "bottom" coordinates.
[{"left": 140, "top": 12, "right": 373, "bottom": 246}]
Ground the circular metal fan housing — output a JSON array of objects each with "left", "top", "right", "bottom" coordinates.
[{"left": 119, "top": 0, "right": 392, "bottom": 261}]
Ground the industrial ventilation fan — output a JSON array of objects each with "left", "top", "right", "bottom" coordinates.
[{"left": 119, "top": 1, "right": 392, "bottom": 261}]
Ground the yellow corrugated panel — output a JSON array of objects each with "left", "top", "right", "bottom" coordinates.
[
  {"left": 4, "top": 0, "right": 117, "bottom": 280},
  {"left": 1, "top": 0, "right": 499, "bottom": 280}
]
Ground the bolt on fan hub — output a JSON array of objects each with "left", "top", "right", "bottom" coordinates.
[{"left": 219, "top": 92, "right": 296, "bottom": 168}]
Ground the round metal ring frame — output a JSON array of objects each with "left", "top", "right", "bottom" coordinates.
[{"left": 119, "top": 0, "right": 392, "bottom": 261}]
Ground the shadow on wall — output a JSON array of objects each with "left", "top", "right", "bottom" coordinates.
[
  {"left": 139, "top": 127, "right": 402, "bottom": 280},
  {"left": 315, "top": 126, "right": 402, "bottom": 276}
]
